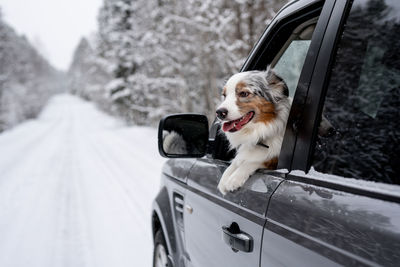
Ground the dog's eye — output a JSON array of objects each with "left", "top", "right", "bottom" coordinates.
[{"left": 239, "top": 91, "right": 250, "bottom": 98}]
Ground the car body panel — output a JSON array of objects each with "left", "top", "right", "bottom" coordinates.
[
  {"left": 183, "top": 159, "right": 284, "bottom": 267},
  {"left": 161, "top": 158, "right": 197, "bottom": 184},
  {"left": 263, "top": 177, "right": 400, "bottom": 266},
  {"left": 278, "top": 0, "right": 336, "bottom": 169},
  {"left": 153, "top": 159, "right": 197, "bottom": 266}
]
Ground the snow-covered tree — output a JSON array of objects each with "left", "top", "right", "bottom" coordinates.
[
  {"left": 0, "top": 14, "right": 65, "bottom": 132},
  {"left": 73, "top": 0, "right": 289, "bottom": 125},
  {"left": 68, "top": 37, "right": 110, "bottom": 103}
]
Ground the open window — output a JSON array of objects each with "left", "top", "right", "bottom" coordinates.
[{"left": 211, "top": 6, "right": 323, "bottom": 162}]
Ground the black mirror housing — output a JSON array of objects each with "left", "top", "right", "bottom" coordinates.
[{"left": 158, "top": 114, "right": 209, "bottom": 158}]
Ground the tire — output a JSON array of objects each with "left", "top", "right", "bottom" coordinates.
[{"left": 153, "top": 229, "right": 173, "bottom": 267}]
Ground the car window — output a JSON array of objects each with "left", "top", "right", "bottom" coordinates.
[
  {"left": 213, "top": 11, "right": 321, "bottom": 162},
  {"left": 272, "top": 20, "right": 316, "bottom": 97},
  {"left": 312, "top": 0, "right": 400, "bottom": 185}
]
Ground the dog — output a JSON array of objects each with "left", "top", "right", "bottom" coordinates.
[{"left": 216, "top": 68, "right": 291, "bottom": 194}]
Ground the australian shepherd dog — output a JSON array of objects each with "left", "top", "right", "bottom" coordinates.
[{"left": 216, "top": 68, "right": 291, "bottom": 194}]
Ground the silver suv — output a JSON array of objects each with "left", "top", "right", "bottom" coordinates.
[{"left": 152, "top": 0, "right": 400, "bottom": 266}]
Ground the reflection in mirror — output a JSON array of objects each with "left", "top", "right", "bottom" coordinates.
[
  {"left": 159, "top": 114, "right": 209, "bottom": 158},
  {"left": 162, "top": 130, "right": 188, "bottom": 154}
]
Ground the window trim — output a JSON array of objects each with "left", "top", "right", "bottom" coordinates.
[
  {"left": 241, "top": 0, "right": 325, "bottom": 72},
  {"left": 287, "top": 173, "right": 400, "bottom": 203},
  {"left": 277, "top": 0, "right": 335, "bottom": 170},
  {"left": 290, "top": 0, "right": 351, "bottom": 171}
]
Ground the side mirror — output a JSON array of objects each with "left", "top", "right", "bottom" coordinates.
[{"left": 158, "top": 114, "right": 209, "bottom": 158}]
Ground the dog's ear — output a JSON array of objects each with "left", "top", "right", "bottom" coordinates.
[{"left": 266, "top": 69, "right": 289, "bottom": 102}]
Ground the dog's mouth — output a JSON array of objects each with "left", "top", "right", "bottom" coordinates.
[{"left": 222, "top": 111, "right": 255, "bottom": 132}]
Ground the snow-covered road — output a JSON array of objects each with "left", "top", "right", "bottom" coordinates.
[{"left": 0, "top": 94, "right": 165, "bottom": 267}]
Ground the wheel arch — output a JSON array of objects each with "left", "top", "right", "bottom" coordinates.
[{"left": 151, "top": 187, "right": 177, "bottom": 260}]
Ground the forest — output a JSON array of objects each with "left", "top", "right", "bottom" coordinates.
[
  {"left": 68, "top": 0, "right": 288, "bottom": 125},
  {"left": 0, "top": 10, "right": 65, "bottom": 132},
  {"left": 0, "top": 1, "right": 288, "bottom": 132}
]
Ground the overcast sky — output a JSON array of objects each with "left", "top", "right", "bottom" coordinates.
[{"left": 0, "top": 0, "right": 103, "bottom": 71}]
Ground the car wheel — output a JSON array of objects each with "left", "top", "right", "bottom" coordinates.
[{"left": 153, "top": 229, "right": 172, "bottom": 267}]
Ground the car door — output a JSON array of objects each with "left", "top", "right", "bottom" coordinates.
[
  {"left": 262, "top": 0, "right": 400, "bottom": 266},
  {"left": 182, "top": 1, "right": 328, "bottom": 266},
  {"left": 184, "top": 161, "right": 284, "bottom": 267}
]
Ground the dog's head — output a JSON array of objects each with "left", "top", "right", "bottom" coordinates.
[{"left": 216, "top": 69, "right": 289, "bottom": 135}]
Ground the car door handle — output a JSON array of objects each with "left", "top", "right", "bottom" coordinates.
[{"left": 222, "top": 224, "right": 253, "bottom": 253}]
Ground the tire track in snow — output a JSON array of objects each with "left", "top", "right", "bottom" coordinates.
[{"left": 51, "top": 103, "right": 94, "bottom": 267}]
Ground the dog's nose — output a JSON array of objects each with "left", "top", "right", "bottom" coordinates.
[{"left": 216, "top": 108, "right": 228, "bottom": 119}]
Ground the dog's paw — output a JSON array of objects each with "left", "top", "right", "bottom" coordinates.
[
  {"left": 223, "top": 174, "right": 248, "bottom": 193},
  {"left": 218, "top": 174, "right": 247, "bottom": 195},
  {"left": 217, "top": 181, "right": 229, "bottom": 195},
  {"left": 218, "top": 175, "right": 231, "bottom": 195},
  {"left": 218, "top": 168, "right": 234, "bottom": 195}
]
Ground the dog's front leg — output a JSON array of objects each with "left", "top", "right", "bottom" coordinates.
[
  {"left": 223, "top": 162, "right": 262, "bottom": 193},
  {"left": 218, "top": 160, "right": 241, "bottom": 195}
]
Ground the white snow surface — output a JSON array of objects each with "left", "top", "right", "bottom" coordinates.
[
  {"left": 0, "top": 94, "right": 165, "bottom": 267},
  {"left": 291, "top": 167, "right": 400, "bottom": 198}
]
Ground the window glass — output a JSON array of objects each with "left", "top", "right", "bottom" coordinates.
[
  {"left": 312, "top": 0, "right": 400, "bottom": 185},
  {"left": 273, "top": 22, "right": 315, "bottom": 97},
  {"left": 274, "top": 40, "right": 311, "bottom": 97}
]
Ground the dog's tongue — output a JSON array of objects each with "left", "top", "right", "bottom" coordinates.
[
  {"left": 222, "top": 121, "right": 235, "bottom": 132},
  {"left": 222, "top": 112, "right": 253, "bottom": 132}
]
